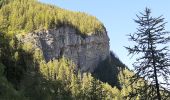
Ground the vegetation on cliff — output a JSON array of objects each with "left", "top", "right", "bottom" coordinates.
[
  {"left": 0, "top": 0, "right": 140, "bottom": 99},
  {"left": 0, "top": 32, "right": 134, "bottom": 99},
  {"left": 2, "top": 33, "right": 169, "bottom": 99},
  {"left": 0, "top": 0, "right": 105, "bottom": 36},
  {"left": 0, "top": 0, "right": 170, "bottom": 99}
]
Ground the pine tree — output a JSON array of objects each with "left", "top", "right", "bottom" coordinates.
[{"left": 125, "top": 8, "right": 170, "bottom": 100}]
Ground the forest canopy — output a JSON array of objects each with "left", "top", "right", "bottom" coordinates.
[{"left": 0, "top": 0, "right": 105, "bottom": 36}]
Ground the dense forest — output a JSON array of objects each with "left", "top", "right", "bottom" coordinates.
[
  {"left": 0, "top": 0, "right": 170, "bottom": 100},
  {"left": 0, "top": 0, "right": 105, "bottom": 36},
  {"left": 0, "top": 32, "right": 147, "bottom": 99}
]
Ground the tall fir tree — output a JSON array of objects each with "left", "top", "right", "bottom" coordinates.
[{"left": 125, "top": 8, "right": 170, "bottom": 100}]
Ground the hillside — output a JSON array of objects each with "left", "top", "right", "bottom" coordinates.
[
  {"left": 0, "top": 0, "right": 122, "bottom": 99},
  {"left": 0, "top": 0, "right": 105, "bottom": 36},
  {"left": 0, "top": 0, "right": 169, "bottom": 100}
]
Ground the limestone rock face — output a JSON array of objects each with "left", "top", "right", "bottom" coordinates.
[{"left": 23, "top": 26, "right": 110, "bottom": 72}]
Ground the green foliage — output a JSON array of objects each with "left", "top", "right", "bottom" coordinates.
[
  {"left": 0, "top": 34, "right": 26, "bottom": 86},
  {"left": 0, "top": 62, "right": 26, "bottom": 100},
  {"left": 0, "top": 0, "right": 105, "bottom": 36},
  {"left": 117, "top": 68, "right": 170, "bottom": 100},
  {"left": 93, "top": 51, "right": 126, "bottom": 88},
  {"left": 0, "top": 1, "right": 169, "bottom": 99},
  {"left": 0, "top": 63, "right": 4, "bottom": 76},
  {"left": 38, "top": 57, "right": 127, "bottom": 99},
  {"left": 0, "top": 0, "right": 11, "bottom": 8},
  {"left": 1, "top": 32, "right": 169, "bottom": 99},
  {"left": 0, "top": 76, "right": 26, "bottom": 100},
  {"left": 125, "top": 8, "right": 170, "bottom": 99}
]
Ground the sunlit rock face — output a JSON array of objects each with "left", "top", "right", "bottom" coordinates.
[{"left": 23, "top": 26, "right": 110, "bottom": 72}]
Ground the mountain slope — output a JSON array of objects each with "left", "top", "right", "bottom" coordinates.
[
  {"left": 0, "top": 0, "right": 105, "bottom": 36},
  {"left": 1, "top": 0, "right": 166, "bottom": 100}
]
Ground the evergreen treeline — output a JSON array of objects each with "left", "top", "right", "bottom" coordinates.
[
  {"left": 0, "top": 0, "right": 105, "bottom": 36},
  {"left": 0, "top": 0, "right": 170, "bottom": 99},
  {"left": 2, "top": 32, "right": 168, "bottom": 100},
  {"left": 93, "top": 51, "right": 126, "bottom": 88},
  {"left": 0, "top": 30, "right": 151, "bottom": 100}
]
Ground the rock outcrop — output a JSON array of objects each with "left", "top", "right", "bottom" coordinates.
[{"left": 22, "top": 26, "right": 110, "bottom": 72}]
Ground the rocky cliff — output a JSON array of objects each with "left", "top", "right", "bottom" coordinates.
[{"left": 22, "top": 26, "right": 110, "bottom": 72}]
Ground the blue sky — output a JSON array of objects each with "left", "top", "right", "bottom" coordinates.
[{"left": 39, "top": 0, "right": 170, "bottom": 69}]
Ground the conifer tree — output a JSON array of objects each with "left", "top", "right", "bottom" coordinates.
[{"left": 125, "top": 8, "right": 170, "bottom": 100}]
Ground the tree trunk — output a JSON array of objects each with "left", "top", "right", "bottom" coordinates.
[{"left": 150, "top": 39, "right": 161, "bottom": 100}]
